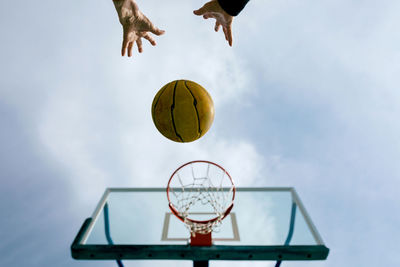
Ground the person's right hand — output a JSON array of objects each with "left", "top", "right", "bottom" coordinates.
[
  {"left": 113, "top": 0, "right": 165, "bottom": 57},
  {"left": 193, "top": 0, "right": 234, "bottom": 46}
]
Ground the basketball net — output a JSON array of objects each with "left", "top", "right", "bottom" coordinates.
[{"left": 167, "top": 161, "right": 235, "bottom": 243}]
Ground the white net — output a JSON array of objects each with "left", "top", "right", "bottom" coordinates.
[{"left": 168, "top": 161, "right": 235, "bottom": 235}]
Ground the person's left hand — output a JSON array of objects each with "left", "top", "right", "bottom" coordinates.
[{"left": 113, "top": 0, "right": 165, "bottom": 57}]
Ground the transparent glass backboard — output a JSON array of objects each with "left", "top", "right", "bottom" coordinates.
[{"left": 71, "top": 188, "right": 329, "bottom": 261}]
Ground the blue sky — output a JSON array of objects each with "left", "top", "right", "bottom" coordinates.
[{"left": 1, "top": 0, "right": 399, "bottom": 266}]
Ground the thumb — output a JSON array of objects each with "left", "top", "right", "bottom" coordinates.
[
  {"left": 149, "top": 26, "right": 165, "bottom": 36},
  {"left": 142, "top": 17, "right": 165, "bottom": 36},
  {"left": 193, "top": 5, "right": 207, "bottom": 15}
]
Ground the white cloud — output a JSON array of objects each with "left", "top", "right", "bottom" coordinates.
[
  {"left": 35, "top": 0, "right": 264, "bottom": 204},
  {"left": 2, "top": 0, "right": 400, "bottom": 266},
  {"left": 37, "top": 83, "right": 266, "bottom": 201}
]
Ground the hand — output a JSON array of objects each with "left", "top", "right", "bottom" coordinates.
[
  {"left": 113, "top": 0, "right": 165, "bottom": 57},
  {"left": 193, "top": 0, "right": 234, "bottom": 46}
]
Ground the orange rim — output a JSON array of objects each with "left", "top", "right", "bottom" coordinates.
[{"left": 166, "top": 160, "right": 235, "bottom": 224}]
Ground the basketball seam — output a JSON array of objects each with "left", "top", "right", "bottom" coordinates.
[
  {"left": 152, "top": 84, "right": 169, "bottom": 126},
  {"left": 153, "top": 84, "right": 168, "bottom": 109},
  {"left": 184, "top": 81, "right": 202, "bottom": 138},
  {"left": 171, "top": 81, "right": 184, "bottom": 142}
]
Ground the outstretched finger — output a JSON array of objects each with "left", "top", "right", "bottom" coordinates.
[
  {"left": 121, "top": 37, "right": 128, "bottom": 56},
  {"left": 222, "top": 27, "right": 233, "bottom": 46},
  {"left": 226, "top": 26, "right": 233, "bottom": 46},
  {"left": 127, "top": 42, "right": 133, "bottom": 57},
  {"left": 215, "top": 21, "right": 221, "bottom": 32},
  {"left": 143, "top": 33, "right": 156, "bottom": 46},
  {"left": 223, "top": 27, "right": 228, "bottom": 41},
  {"left": 137, "top": 38, "right": 143, "bottom": 53}
]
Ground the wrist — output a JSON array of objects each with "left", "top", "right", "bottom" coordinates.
[{"left": 113, "top": 0, "right": 128, "bottom": 15}]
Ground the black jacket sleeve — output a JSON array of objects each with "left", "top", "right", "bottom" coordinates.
[{"left": 218, "top": 0, "right": 250, "bottom": 16}]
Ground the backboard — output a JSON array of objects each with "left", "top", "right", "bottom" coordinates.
[{"left": 71, "top": 187, "right": 329, "bottom": 263}]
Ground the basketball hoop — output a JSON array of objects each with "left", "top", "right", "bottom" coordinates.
[{"left": 167, "top": 160, "right": 235, "bottom": 246}]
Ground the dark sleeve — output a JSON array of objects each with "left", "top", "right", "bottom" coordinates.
[{"left": 218, "top": 0, "right": 250, "bottom": 16}]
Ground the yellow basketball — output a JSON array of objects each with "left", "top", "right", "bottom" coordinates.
[{"left": 151, "top": 80, "right": 215, "bottom": 143}]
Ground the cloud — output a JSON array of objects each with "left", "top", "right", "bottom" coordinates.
[
  {"left": 37, "top": 83, "right": 266, "bottom": 202},
  {"left": 34, "top": 2, "right": 264, "bottom": 206},
  {"left": 2, "top": 0, "right": 400, "bottom": 267}
]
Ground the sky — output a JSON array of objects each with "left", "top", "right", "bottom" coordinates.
[{"left": 0, "top": 0, "right": 399, "bottom": 266}]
